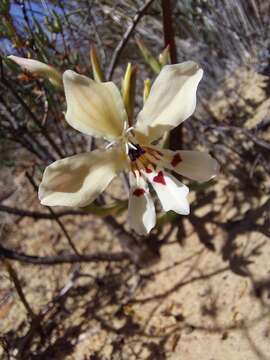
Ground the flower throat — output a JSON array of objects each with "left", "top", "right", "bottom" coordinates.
[{"left": 128, "top": 143, "right": 145, "bottom": 162}]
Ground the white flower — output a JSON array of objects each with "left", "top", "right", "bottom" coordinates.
[{"left": 39, "top": 61, "right": 219, "bottom": 235}]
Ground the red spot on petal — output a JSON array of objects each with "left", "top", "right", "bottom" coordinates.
[
  {"left": 145, "top": 167, "right": 152, "bottom": 173},
  {"left": 171, "top": 153, "right": 182, "bottom": 167},
  {"left": 153, "top": 171, "right": 166, "bottom": 185},
  {"left": 133, "top": 188, "right": 145, "bottom": 197}
]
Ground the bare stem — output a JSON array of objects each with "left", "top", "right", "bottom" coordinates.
[
  {"left": 25, "top": 172, "right": 81, "bottom": 256},
  {"left": 161, "top": 0, "right": 182, "bottom": 150},
  {"left": 161, "top": 0, "right": 178, "bottom": 63},
  {"left": 0, "top": 244, "right": 129, "bottom": 265},
  {"left": 2, "top": 258, "right": 36, "bottom": 320},
  {"left": 107, "top": 0, "right": 155, "bottom": 80},
  {"left": 0, "top": 204, "right": 88, "bottom": 220}
]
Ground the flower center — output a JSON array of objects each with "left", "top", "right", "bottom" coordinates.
[
  {"left": 107, "top": 121, "right": 165, "bottom": 181},
  {"left": 128, "top": 143, "right": 145, "bottom": 162},
  {"left": 125, "top": 141, "right": 163, "bottom": 179}
]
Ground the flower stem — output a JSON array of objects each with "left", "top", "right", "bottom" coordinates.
[
  {"left": 3, "top": 258, "right": 36, "bottom": 320},
  {"left": 161, "top": 0, "right": 182, "bottom": 150},
  {"left": 161, "top": 0, "right": 178, "bottom": 64}
]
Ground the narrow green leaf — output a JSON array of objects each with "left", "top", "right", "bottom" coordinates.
[{"left": 136, "top": 38, "right": 161, "bottom": 74}]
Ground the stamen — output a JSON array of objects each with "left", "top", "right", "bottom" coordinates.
[
  {"left": 125, "top": 142, "right": 129, "bottom": 155},
  {"left": 145, "top": 148, "right": 162, "bottom": 160},
  {"left": 125, "top": 126, "right": 134, "bottom": 134},
  {"left": 105, "top": 141, "right": 116, "bottom": 149},
  {"left": 123, "top": 120, "right": 129, "bottom": 131},
  {"left": 145, "top": 152, "right": 160, "bottom": 164},
  {"left": 131, "top": 167, "right": 141, "bottom": 185},
  {"left": 128, "top": 142, "right": 138, "bottom": 150},
  {"left": 133, "top": 163, "right": 142, "bottom": 177},
  {"left": 136, "top": 158, "right": 146, "bottom": 172}
]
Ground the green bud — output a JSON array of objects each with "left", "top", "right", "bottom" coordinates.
[
  {"left": 136, "top": 38, "right": 161, "bottom": 74},
  {"left": 159, "top": 45, "right": 171, "bottom": 67},
  {"left": 122, "top": 63, "right": 137, "bottom": 123},
  {"left": 90, "top": 46, "right": 105, "bottom": 82}
]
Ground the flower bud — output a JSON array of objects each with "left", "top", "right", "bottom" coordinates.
[
  {"left": 159, "top": 45, "right": 171, "bottom": 67},
  {"left": 136, "top": 38, "right": 161, "bottom": 74},
  {"left": 122, "top": 63, "right": 137, "bottom": 123},
  {"left": 90, "top": 46, "right": 105, "bottom": 82},
  {"left": 7, "top": 55, "right": 62, "bottom": 88}
]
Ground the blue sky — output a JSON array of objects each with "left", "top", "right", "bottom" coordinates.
[{"left": 2, "top": 1, "right": 62, "bottom": 53}]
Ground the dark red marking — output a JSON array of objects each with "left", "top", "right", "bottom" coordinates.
[
  {"left": 153, "top": 171, "right": 166, "bottom": 185},
  {"left": 133, "top": 188, "right": 145, "bottom": 197},
  {"left": 171, "top": 153, "right": 182, "bottom": 167},
  {"left": 145, "top": 167, "right": 152, "bottom": 174}
]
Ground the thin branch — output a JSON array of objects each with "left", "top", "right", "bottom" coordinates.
[
  {"left": 2, "top": 258, "right": 36, "bottom": 320},
  {"left": 208, "top": 125, "right": 270, "bottom": 151},
  {"left": 25, "top": 172, "right": 81, "bottom": 256},
  {"left": 106, "top": 0, "right": 155, "bottom": 80},
  {"left": 0, "top": 244, "right": 129, "bottom": 265},
  {"left": 0, "top": 204, "right": 88, "bottom": 220},
  {"left": 0, "top": 58, "right": 63, "bottom": 160},
  {"left": 104, "top": 215, "right": 160, "bottom": 266},
  {"left": 0, "top": 93, "right": 49, "bottom": 161},
  {"left": 161, "top": 0, "right": 177, "bottom": 63},
  {"left": 161, "top": 0, "right": 182, "bottom": 151}
]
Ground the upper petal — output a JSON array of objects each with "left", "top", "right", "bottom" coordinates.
[
  {"left": 127, "top": 175, "right": 156, "bottom": 235},
  {"left": 39, "top": 148, "right": 127, "bottom": 207},
  {"left": 160, "top": 149, "right": 219, "bottom": 182},
  {"left": 135, "top": 62, "right": 203, "bottom": 142},
  {"left": 63, "top": 70, "right": 128, "bottom": 140}
]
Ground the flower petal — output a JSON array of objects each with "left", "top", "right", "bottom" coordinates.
[
  {"left": 39, "top": 148, "right": 127, "bottom": 207},
  {"left": 135, "top": 62, "right": 203, "bottom": 142},
  {"left": 146, "top": 170, "right": 189, "bottom": 215},
  {"left": 154, "top": 148, "right": 219, "bottom": 182},
  {"left": 63, "top": 70, "right": 128, "bottom": 140},
  {"left": 128, "top": 176, "right": 156, "bottom": 235},
  {"left": 165, "top": 150, "right": 220, "bottom": 182},
  {"left": 7, "top": 55, "right": 62, "bottom": 87}
]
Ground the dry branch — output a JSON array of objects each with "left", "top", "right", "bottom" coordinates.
[
  {"left": 0, "top": 244, "right": 129, "bottom": 265},
  {"left": 106, "top": 0, "right": 155, "bottom": 80}
]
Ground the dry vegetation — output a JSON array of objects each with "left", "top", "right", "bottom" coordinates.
[{"left": 0, "top": 1, "right": 270, "bottom": 359}]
